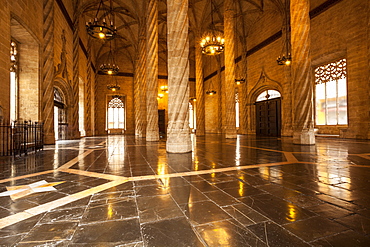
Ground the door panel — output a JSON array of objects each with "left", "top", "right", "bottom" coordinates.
[{"left": 256, "top": 98, "right": 281, "bottom": 137}]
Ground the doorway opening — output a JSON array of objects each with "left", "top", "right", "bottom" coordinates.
[
  {"left": 255, "top": 90, "right": 281, "bottom": 137},
  {"left": 54, "top": 88, "right": 67, "bottom": 140}
]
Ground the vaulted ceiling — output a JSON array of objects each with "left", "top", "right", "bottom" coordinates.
[{"left": 80, "top": 0, "right": 287, "bottom": 75}]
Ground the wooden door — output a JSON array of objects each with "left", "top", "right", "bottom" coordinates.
[
  {"left": 256, "top": 98, "right": 281, "bottom": 137},
  {"left": 158, "top": 109, "right": 166, "bottom": 137}
]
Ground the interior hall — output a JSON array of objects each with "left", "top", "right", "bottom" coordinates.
[{"left": 0, "top": 0, "right": 370, "bottom": 246}]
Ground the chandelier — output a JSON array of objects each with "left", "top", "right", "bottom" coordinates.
[
  {"left": 86, "top": 0, "right": 117, "bottom": 40},
  {"left": 107, "top": 76, "right": 120, "bottom": 92},
  {"left": 160, "top": 85, "right": 168, "bottom": 93},
  {"left": 206, "top": 90, "right": 217, "bottom": 95},
  {"left": 200, "top": 0, "right": 224, "bottom": 55},
  {"left": 99, "top": 42, "right": 119, "bottom": 75},
  {"left": 277, "top": 2, "right": 291, "bottom": 66}
]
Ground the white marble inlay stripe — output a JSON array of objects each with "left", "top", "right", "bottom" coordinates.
[
  {"left": 283, "top": 152, "right": 299, "bottom": 163},
  {"left": 0, "top": 179, "right": 128, "bottom": 229},
  {"left": 57, "top": 149, "right": 94, "bottom": 170}
]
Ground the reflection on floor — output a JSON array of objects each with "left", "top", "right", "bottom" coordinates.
[{"left": 0, "top": 134, "right": 370, "bottom": 246}]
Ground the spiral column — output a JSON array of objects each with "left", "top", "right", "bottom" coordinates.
[
  {"left": 42, "top": 0, "right": 55, "bottom": 144},
  {"left": 224, "top": 0, "right": 237, "bottom": 138},
  {"left": 291, "top": 0, "right": 315, "bottom": 144},
  {"left": 85, "top": 37, "right": 92, "bottom": 136},
  {"left": 71, "top": 1, "right": 80, "bottom": 139},
  {"left": 195, "top": 43, "right": 205, "bottom": 136},
  {"left": 166, "top": 0, "right": 192, "bottom": 153},
  {"left": 146, "top": 0, "right": 159, "bottom": 141}
]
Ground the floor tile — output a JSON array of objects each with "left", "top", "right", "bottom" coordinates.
[
  {"left": 311, "top": 230, "right": 370, "bottom": 246},
  {"left": 283, "top": 216, "right": 348, "bottom": 242},
  {"left": 73, "top": 218, "right": 141, "bottom": 244},
  {"left": 248, "top": 221, "right": 310, "bottom": 246},
  {"left": 142, "top": 217, "right": 204, "bottom": 246},
  {"left": 334, "top": 214, "right": 370, "bottom": 235},
  {"left": 20, "top": 222, "right": 78, "bottom": 243},
  {"left": 137, "top": 194, "right": 183, "bottom": 224},
  {"left": 185, "top": 200, "right": 231, "bottom": 225},
  {"left": 196, "top": 219, "right": 267, "bottom": 247}
]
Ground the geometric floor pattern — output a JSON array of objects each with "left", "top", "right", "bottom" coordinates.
[{"left": 0, "top": 134, "right": 370, "bottom": 246}]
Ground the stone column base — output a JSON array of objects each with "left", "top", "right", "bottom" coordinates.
[
  {"left": 293, "top": 129, "right": 315, "bottom": 145},
  {"left": 44, "top": 132, "right": 55, "bottom": 145},
  {"left": 166, "top": 133, "right": 192, "bottom": 153}
]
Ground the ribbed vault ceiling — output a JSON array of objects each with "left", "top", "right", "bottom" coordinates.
[{"left": 80, "top": 0, "right": 286, "bottom": 74}]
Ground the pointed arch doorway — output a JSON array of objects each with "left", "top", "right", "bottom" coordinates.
[
  {"left": 255, "top": 90, "right": 281, "bottom": 137},
  {"left": 54, "top": 88, "right": 67, "bottom": 140}
]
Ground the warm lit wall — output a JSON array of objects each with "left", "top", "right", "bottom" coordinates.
[{"left": 95, "top": 75, "right": 135, "bottom": 135}]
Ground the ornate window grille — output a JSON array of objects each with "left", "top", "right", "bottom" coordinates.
[
  {"left": 107, "top": 97, "right": 125, "bottom": 129},
  {"left": 315, "top": 58, "right": 347, "bottom": 125},
  {"left": 315, "top": 59, "right": 346, "bottom": 84}
]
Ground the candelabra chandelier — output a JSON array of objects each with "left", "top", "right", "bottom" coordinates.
[
  {"left": 277, "top": 2, "right": 292, "bottom": 66},
  {"left": 107, "top": 76, "right": 120, "bottom": 92},
  {"left": 206, "top": 90, "right": 217, "bottom": 95},
  {"left": 200, "top": 0, "right": 224, "bottom": 55},
  {"left": 160, "top": 85, "right": 168, "bottom": 93},
  {"left": 86, "top": 0, "right": 117, "bottom": 40},
  {"left": 99, "top": 42, "right": 119, "bottom": 75}
]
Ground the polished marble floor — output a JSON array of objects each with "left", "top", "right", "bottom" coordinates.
[{"left": 0, "top": 134, "right": 370, "bottom": 246}]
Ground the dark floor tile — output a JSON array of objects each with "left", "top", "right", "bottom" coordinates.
[
  {"left": 190, "top": 180, "right": 219, "bottom": 192},
  {"left": 286, "top": 194, "right": 325, "bottom": 208},
  {"left": 142, "top": 217, "right": 204, "bottom": 246},
  {"left": 20, "top": 222, "right": 78, "bottom": 243},
  {"left": 196, "top": 219, "right": 267, "bottom": 247},
  {"left": 334, "top": 214, "right": 370, "bottom": 235},
  {"left": 204, "top": 190, "right": 240, "bottom": 206},
  {"left": 73, "top": 218, "right": 141, "bottom": 244},
  {"left": 0, "top": 214, "right": 44, "bottom": 237},
  {"left": 57, "top": 196, "right": 91, "bottom": 210},
  {"left": 316, "top": 193, "right": 363, "bottom": 211},
  {"left": 239, "top": 194, "right": 315, "bottom": 224},
  {"left": 248, "top": 221, "right": 310, "bottom": 247},
  {"left": 223, "top": 203, "right": 268, "bottom": 227},
  {"left": 135, "top": 184, "right": 169, "bottom": 197},
  {"left": 82, "top": 197, "right": 138, "bottom": 223},
  {"left": 311, "top": 230, "right": 370, "bottom": 247},
  {"left": 283, "top": 216, "right": 348, "bottom": 242},
  {"left": 185, "top": 200, "right": 231, "bottom": 225},
  {"left": 221, "top": 183, "right": 264, "bottom": 198},
  {"left": 40, "top": 207, "right": 85, "bottom": 223},
  {"left": 306, "top": 203, "right": 352, "bottom": 219},
  {"left": 91, "top": 190, "right": 135, "bottom": 201},
  {"left": 137, "top": 194, "right": 183, "bottom": 224},
  {"left": 0, "top": 234, "right": 25, "bottom": 246},
  {"left": 171, "top": 186, "right": 208, "bottom": 206}
]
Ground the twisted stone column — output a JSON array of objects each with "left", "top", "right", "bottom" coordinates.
[
  {"left": 291, "top": 0, "right": 315, "bottom": 144},
  {"left": 42, "top": 0, "right": 55, "bottom": 144},
  {"left": 166, "top": 0, "right": 192, "bottom": 153},
  {"left": 146, "top": 0, "right": 159, "bottom": 141},
  {"left": 238, "top": 54, "right": 248, "bottom": 134},
  {"left": 70, "top": 0, "right": 80, "bottom": 139},
  {"left": 224, "top": 0, "right": 237, "bottom": 138},
  {"left": 134, "top": 23, "right": 147, "bottom": 138},
  {"left": 85, "top": 38, "right": 92, "bottom": 136},
  {"left": 195, "top": 43, "right": 205, "bottom": 136}
]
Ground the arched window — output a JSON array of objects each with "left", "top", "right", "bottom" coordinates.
[
  {"left": 107, "top": 97, "right": 125, "bottom": 129},
  {"left": 315, "top": 59, "right": 347, "bottom": 125},
  {"left": 235, "top": 93, "right": 239, "bottom": 128},
  {"left": 10, "top": 40, "right": 18, "bottom": 121},
  {"left": 256, "top": 90, "right": 281, "bottom": 102},
  {"left": 189, "top": 102, "right": 196, "bottom": 129}
]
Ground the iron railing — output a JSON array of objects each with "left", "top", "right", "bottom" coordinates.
[{"left": 0, "top": 121, "right": 44, "bottom": 156}]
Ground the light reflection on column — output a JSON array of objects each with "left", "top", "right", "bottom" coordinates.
[
  {"left": 107, "top": 136, "right": 125, "bottom": 174},
  {"left": 235, "top": 135, "right": 241, "bottom": 167}
]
